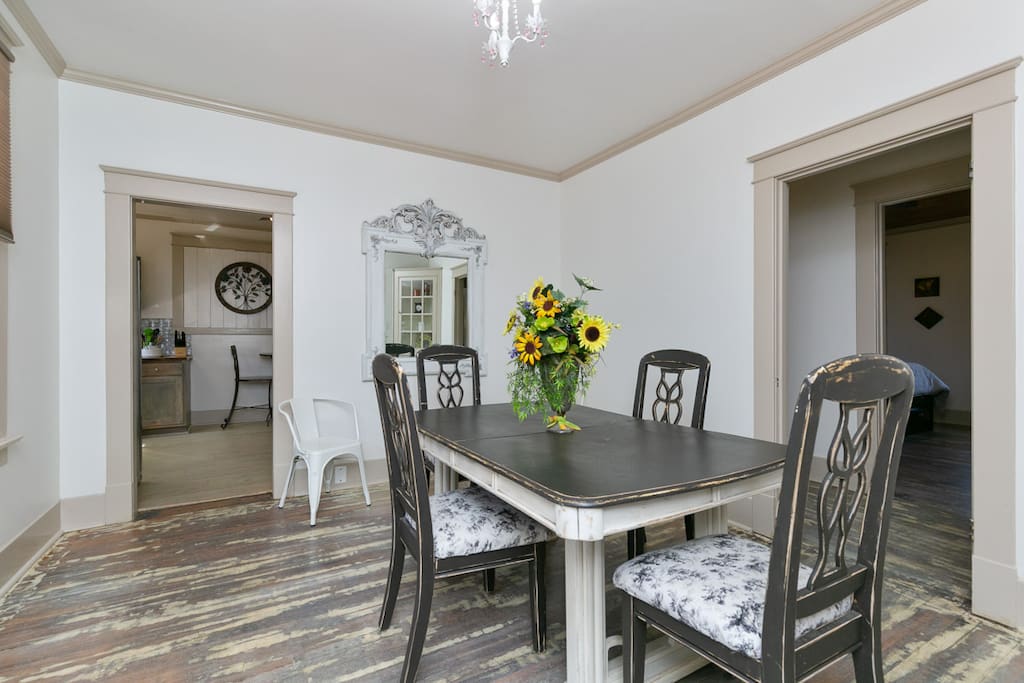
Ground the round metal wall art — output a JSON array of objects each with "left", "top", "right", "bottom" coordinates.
[{"left": 215, "top": 261, "right": 272, "bottom": 314}]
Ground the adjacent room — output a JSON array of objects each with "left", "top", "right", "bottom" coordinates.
[
  {"left": 135, "top": 199, "right": 274, "bottom": 511},
  {"left": 1, "top": 1, "right": 1022, "bottom": 682}
]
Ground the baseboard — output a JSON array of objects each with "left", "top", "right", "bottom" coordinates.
[
  {"left": 191, "top": 408, "right": 268, "bottom": 427},
  {"left": 277, "top": 457, "right": 388, "bottom": 498},
  {"left": 60, "top": 493, "right": 107, "bottom": 531},
  {"left": 937, "top": 409, "right": 971, "bottom": 427},
  {"left": 973, "top": 554, "right": 1019, "bottom": 627},
  {"left": 0, "top": 503, "right": 61, "bottom": 598}
]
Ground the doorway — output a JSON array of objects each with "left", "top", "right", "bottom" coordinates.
[
  {"left": 752, "top": 60, "right": 1017, "bottom": 626},
  {"left": 134, "top": 199, "right": 275, "bottom": 511},
  {"left": 103, "top": 167, "right": 295, "bottom": 524}
]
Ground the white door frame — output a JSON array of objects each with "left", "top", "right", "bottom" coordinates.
[
  {"left": 103, "top": 167, "right": 295, "bottom": 522},
  {"left": 751, "top": 59, "right": 1020, "bottom": 627}
]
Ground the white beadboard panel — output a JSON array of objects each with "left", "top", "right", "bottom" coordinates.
[{"left": 184, "top": 247, "right": 273, "bottom": 329}]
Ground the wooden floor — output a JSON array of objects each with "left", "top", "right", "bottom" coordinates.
[
  {"left": 1, "top": 425, "right": 1021, "bottom": 681},
  {"left": 138, "top": 423, "right": 273, "bottom": 511}
]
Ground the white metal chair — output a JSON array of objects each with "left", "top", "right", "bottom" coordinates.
[{"left": 278, "top": 398, "right": 372, "bottom": 525}]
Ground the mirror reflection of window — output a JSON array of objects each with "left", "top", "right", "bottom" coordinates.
[{"left": 383, "top": 253, "right": 469, "bottom": 354}]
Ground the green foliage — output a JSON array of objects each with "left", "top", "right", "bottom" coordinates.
[{"left": 505, "top": 275, "right": 611, "bottom": 422}]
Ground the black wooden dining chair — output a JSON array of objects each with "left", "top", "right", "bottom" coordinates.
[
  {"left": 415, "top": 344, "right": 481, "bottom": 411},
  {"left": 416, "top": 345, "right": 493, "bottom": 588},
  {"left": 627, "top": 349, "right": 711, "bottom": 557},
  {"left": 221, "top": 345, "right": 272, "bottom": 428},
  {"left": 372, "top": 354, "right": 551, "bottom": 683},
  {"left": 614, "top": 354, "right": 914, "bottom": 683}
]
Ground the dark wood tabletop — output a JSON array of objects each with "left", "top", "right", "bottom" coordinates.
[{"left": 416, "top": 403, "right": 787, "bottom": 507}]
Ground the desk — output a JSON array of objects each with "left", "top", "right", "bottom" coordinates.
[{"left": 417, "top": 404, "right": 786, "bottom": 683}]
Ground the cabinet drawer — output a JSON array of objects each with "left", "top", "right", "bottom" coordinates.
[{"left": 142, "top": 361, "right": 183, "bottom": 377}]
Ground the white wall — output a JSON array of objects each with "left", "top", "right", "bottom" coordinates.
[
  {"left": 0, "top": 7, "right": 60, "bottom": 550},
  {"left": 560, "top": 0, "right": 1024, "bottom": 594},
  {"left": 886, "top": 222, "right": 972, "bottom": 414},
  {"left": 562, "top": 0, "right": 1021, "bottom": 438},
  {"left": 58, "top": 82, "right": 561, "bottom": 500},
  {"left": 786, "top": 131, "right": 971, "bottom": 417},
  {"left": 135, "top": 218, "right": 173, "bottom": 318},
  {"left": 189, "top": 334, "right": 272, "bottom": 417}
]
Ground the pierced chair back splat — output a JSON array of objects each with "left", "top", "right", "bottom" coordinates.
[
  {"left": 415, "top": 345, "right": 496, "bottom": 590},
  {"left": 372, "top": 354, "right": 550, "bottom": 683},
  {"left": 615, "top": 354, "right": 914, "bottom": 683},
  {"left": 628, "top": 349, "right": 711, "bottom": 557}
]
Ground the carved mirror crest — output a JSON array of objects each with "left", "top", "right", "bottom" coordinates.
[{"left": 362, "top": 199, "right": 488, "bottom": 380}]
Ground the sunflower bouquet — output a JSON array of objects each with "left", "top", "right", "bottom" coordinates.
[{"left": 505, "top": 274, "right": 615, "bottom": 432}]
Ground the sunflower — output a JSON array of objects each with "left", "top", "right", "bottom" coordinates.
[
  {"left": 577, "top": 316, "right": 611, "bottom": 353},
  {"left": 515, "top": 331, "right": 543, "bottom": 365},
  {"left": 534, "top": 291, "right": 562, "bottom": 318},
  {"left": 529, "top": 277, "right": 546, "bottom": 301},
  {"left": 504, "top": 308, "right": 519, "bottom": 335}
]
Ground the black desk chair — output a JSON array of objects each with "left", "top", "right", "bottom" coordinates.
[
  {"left": 627, "top": 349, "right": 711, "bottom": 558},
  {"left": 386, "top": 342, "right": 416, "bottom": 357},
  {"left": 221, "top": 345, "right": 273, "bottom": 428},
  {"left": 372, "top": 353, "right": 550, "bottom": 682},
  {"left": 615, "top": 354, "right": 913, "bottom": 683}
]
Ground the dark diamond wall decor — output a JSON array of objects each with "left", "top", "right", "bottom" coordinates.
[{"left": 915, "top": 307, "right": 943, "bottom": 329}]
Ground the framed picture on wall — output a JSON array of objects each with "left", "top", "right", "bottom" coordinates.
[{"left": 914, "top": 276, "right": 940, "bottom": 298}]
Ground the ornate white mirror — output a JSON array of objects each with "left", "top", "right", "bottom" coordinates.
[{"left": 362, "top": 199, "right": 488, "bottom": 380}]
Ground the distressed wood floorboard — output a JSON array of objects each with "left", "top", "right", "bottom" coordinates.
[{"left": 1, "top": 425, "right": 1021, "bottom": 681}]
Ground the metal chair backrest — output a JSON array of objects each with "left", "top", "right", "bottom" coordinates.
[
  {"left": 762, "top": 353, "right": 913, "bottom": 677},
  {"left": 415, "top": 345, "right": 481, "bottom": 411},
  {"left": 229, "top": 344, "right": 240, "bottom": 381},
  {"left": 279, "top": 398, "right": 360, "bottom": 455},
  {"left": 632, "top": 349, "right": 711, "bottom": 429},
  {"left": 372, "top": 354, "right": 433, "bottom": 562}
]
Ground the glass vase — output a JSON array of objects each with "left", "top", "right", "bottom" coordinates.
[{"left": 539, "top": 359, "right": 581, "bottom": 433}]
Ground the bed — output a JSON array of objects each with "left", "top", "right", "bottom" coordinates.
[{"left": 906, "top": 361, "right": 950, "bottom": 433}]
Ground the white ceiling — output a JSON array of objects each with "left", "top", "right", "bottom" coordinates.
[
  {"left": 25, "top": 0, "right": 894, "bottom": 175},
  {"left": 135, "top": 199, "right": 272, "bottom": 242}
]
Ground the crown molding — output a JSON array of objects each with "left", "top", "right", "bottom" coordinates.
[
  {"left": 0, "top": 11, "right": 24, "bottom": 49},
  {"left": 749, "top": 57, "right": 1021, "bottom": 167},
  {"left": 556, "top": 0, "right": 928, "bottom": 181},
  {"left": 2, "top": 0, "right": 64, "bottom": 76},
  {"left": 13, "top": 0, "right": 930, "bottom": 183},
  {"left": 65, "top": 68, "right": 561, "bottom": 182}
]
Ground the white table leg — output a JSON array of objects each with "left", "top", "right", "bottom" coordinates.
[
  {"left": 433, "top": 458, "right": 453, "bottom": 494},
  {"left": 564, "top": 538, "right": 607, "bottom": 683}
]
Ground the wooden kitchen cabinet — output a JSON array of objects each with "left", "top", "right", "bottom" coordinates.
[{"left": 141, "top": 357, "right": 191, "bottom": 434}]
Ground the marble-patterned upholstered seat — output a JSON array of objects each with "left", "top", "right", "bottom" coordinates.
[
  {"left": 613, "top": 534, "right": 852, "bottom": 659},
  {"left": 409, "top": 486, "right": 553, "bottom": 559},
  {"left": 616, "top": 354, "right": 915, "bottom": 683}
]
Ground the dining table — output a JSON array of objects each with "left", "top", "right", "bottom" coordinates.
[{"left": 416, "top": 403, "right": 788, "bottom": 683}]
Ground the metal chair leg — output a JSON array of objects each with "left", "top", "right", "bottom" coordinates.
[
  {"left": 277, "top": 456, "right": 299, "bottom": 509},
  {"left": 221, "top": 379, "right": 240, "bottom": 429}
]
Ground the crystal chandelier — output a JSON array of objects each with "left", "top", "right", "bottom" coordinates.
[{"left": 473, "top": 0, "right": 548, "bottom": 67}]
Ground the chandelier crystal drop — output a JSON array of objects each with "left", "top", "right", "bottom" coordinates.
[{"left": 473, "top": 0, "right": 548, "bottom": 67}]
